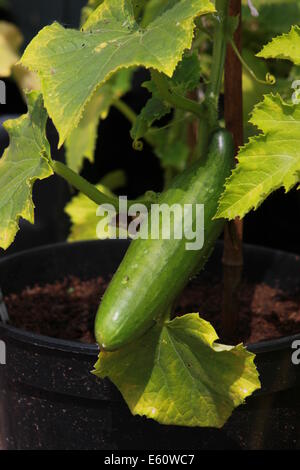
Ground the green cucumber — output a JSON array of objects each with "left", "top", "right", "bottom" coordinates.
[{"left": 95, "top": 129, "right": 234, "bottom": 351}]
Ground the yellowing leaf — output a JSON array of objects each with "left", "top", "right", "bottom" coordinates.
[
  {"left": 257, "top": 25, "right": 300, "bottom": 65},
  {"left": 0, "top": 92, "right": 53, "bottom": 249},
  {"left": 94, "top": 313, "right": 260, "bottom": 428},
  {"left": 216, "top": 94, "right": 300, "bottom": 220},
  {"left": 20, "top": 0, "right": 215, "bottom": 147},
  {"left": 13, "top": 63, "right": 41, "bottom": 93}
]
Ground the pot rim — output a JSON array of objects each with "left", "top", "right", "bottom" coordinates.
[{"left": 0, "top": 240, "right": 299, "bottom": 356}]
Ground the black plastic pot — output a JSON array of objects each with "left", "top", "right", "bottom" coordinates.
[{"left": 0, "top": 240, "right": 299, "bottom": 450}]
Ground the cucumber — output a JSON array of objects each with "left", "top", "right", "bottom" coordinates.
[{"left": 95, "top": 129, "right": 234, "bottom": 351}]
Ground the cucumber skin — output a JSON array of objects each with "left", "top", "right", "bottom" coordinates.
[{"left": 95, "top": 130, "right": 234, "bottom": 351}]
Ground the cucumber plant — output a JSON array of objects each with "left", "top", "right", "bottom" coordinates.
[{"left": 0, "top": 0, "right": 299, "bottom": 428}]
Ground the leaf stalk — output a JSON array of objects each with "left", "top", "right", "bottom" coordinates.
[
  {"left": 229, "top": 38, "right": 276, "bottom": 85},
  {"left": 50, "top": 160, "right": 157, "bottom": 211}
]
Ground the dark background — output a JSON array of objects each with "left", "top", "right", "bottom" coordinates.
[{"left": 1, "top": 0, "right": 299, "bottom": 256}]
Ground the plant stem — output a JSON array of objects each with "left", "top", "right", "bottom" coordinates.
[
  {"left": 192, "top": 0, "right": 230, "bottom": 161},
  {"left": 113, "top": 99, "right": 137, "bottom": 124},
  {"left": 163, "top": 166, "right": 176, "bottom": 190},
  {"left": 151, "top": 70, "right": 206, "bottom": 120},
  {"left": 207, "top": 0, "right": 230, "bottom": 129},
  {"left": 229, "top": 38, "right": 275, "bottom": 85},
  {"left": 51, "top": 160, "right": 121, "bottom": 207},
  {"left": 50, "top": 160, "right": 156, "bottom": 210},
  {"left": 222, "top": 0, "right": 244, "bottom": 342},
  {"left": 192, "top": 119, "right": 210, "bottom": 161}
]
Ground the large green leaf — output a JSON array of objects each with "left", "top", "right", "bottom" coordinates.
[
  {"left": 216, "top": 94, "right": 300, "bottom": 220},
  {"left": 242, "top": 48, "right": 289, "bottom": 139},
  {"left": 257, "top": 25, "right": 300, "bottom": 65},
  {"left": 20, "top": 0, "right": 215, "bottom": 147},
  {"left": 0, "top": 92, "right": 53, "bottom": 249},
  {"left": 94, "top": 313, "right": 260, "bottom": 428},
  {"left": 65, "top": 69, "right": 132, "bottom": 172}
]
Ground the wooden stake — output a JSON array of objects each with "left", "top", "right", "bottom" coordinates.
[{"left": 222, "top": 0, "right": 244, "bottom": 341}]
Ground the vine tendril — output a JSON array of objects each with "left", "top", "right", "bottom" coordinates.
[{"left": 229, "top": 38, "right": 276, "bottom": 86}]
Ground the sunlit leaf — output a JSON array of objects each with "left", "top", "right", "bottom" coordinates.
[
  {"left": 0, "top": 92, "right": 53, "bottom": 249},
  {"left": 20, "top": 0, "right": 215, "bottom": 147},
  {"left": 258, "top": 25, "right": 300, "bottom": 65},
  {"left": 216, "top": 94, "right": 300, "bottom": 220},
  {"left": 94, "top": 313, "right": 260, "bottom": 428},
  {"left": 13, "top": 63, "right": 41, "bottom": 93}
]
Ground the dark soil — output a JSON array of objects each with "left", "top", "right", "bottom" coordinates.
[
  {"left": 176, "top": 278, "right": 300, "bottom": 344},
  {"left": 4, "top": 275, "right": 300, "bottom": 345}
]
